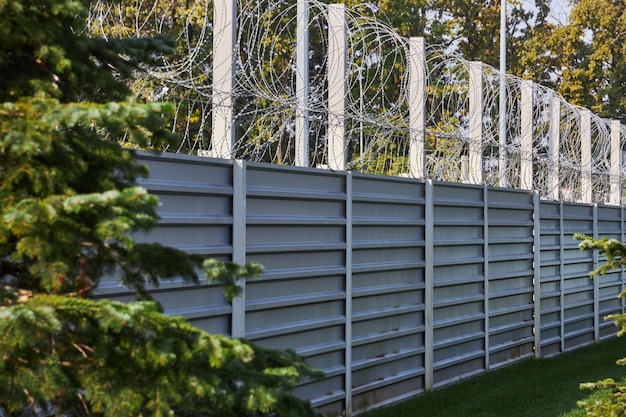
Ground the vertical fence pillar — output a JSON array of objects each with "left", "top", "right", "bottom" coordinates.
[
  {"left": 533, "top": 191, "right": 542, "bottom": 357},
  {"left": 295, "top": 0, "right": 310, "bottom": 167},
  {"left": 231, "top": 160, "right": 247, "bottom": 338},
  {"left": 328, "top": 4, "right": 347, "bottom": 171},
  {"left": 498, "top": 0, "right": 507, "bottom": 188},
  {"left": 344, "top": 172, "right": 353, "bottom": 416},
  {"left": 461, "top": 156, "right": 469, "bottom": 183},
  {"left": 581, "top": 110, "right": 593, "bottom": 204},
  {"left": 424, "top": 180, "right": 434, "bottom": 391},
  {"left": 622, "top": 206, "right": 626, "bottom": 315},
  {"left": 548, "top": 95, "right": 561, "bottom": 200},
  {"left": 610, "top": 120, "right": 622, "bottom": 206},
  {"left": 469, "top": 62, "right": 483, "bottom": 185},
  {"left": 520, "top": 81, "right": 534, "bottom": 190},
  {"left": 593, "top": 204, "right": 599, "bottom": 341},
  {"left": 211, "top": 0, "right": 237, "bottom": 158},
  {"left": 483, "top": 186, "right": 490, "bottom": 370},
  {"left": 559, "top": 201, "right": 565, "bottom": 353},
  {"left": 409, "top": 37, "right": 427, "bottom": 179}
]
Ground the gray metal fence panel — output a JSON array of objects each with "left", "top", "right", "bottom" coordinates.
[
  {"left": 96, "top": 152, "right": 626, "bottom": 416},
  {"left": 431, "top": 183, "right": 486, "bottom": 388},
  {"left": 243, "top": 163, "right": 348, "bottom": 415},
  {"left": 96, "top": 153, "right": 236, "bottom": 335},
  {"left": 486, "top": 188, "right": 535, "bottom": 369},
  {"left": 350, "top": 174, "right": 426, "bottom": 413},
  {"left": 596, "top": 206, "right": 625, "bottom": 339},
  {"left": 538, "top": 201, "right": 565, "bottom": 357},
  {"left": 561, "top": 203, "right": 596, "bottom": 351}
]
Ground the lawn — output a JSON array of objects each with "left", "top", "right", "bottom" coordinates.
[{"left": 361, "top": 336, "right": 626, "bottom": 417}]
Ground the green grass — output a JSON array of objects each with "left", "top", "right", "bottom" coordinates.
[{"left": 361, "top": 336, "right": 626, "bottom": 417}]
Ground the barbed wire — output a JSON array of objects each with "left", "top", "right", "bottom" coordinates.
[{"left": 89, "top": 0, "right": 623, "bottom": 205}]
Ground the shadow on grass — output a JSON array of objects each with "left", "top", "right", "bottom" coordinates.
[{"left": 362, "top": 336, "right": 626, "bottom": 417}]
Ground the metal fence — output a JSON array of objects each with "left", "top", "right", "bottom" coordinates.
[{"left": 96, "top": 151, "right": 625, "bottom": 416}]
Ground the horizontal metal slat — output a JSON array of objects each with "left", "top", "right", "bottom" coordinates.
[
  {"left": 352, "top": 325, "right": 425, "bottom": 347},
  {"left": 489, "top": 320, "right": 533, "bottom": 336},
  {"left": 432, "top": 256, "right": 485, "bottom": 267},
  {"left": 353, "top": 240, "right": 425, "bottom": 250},
  {"left": 352, "top": 260, "right": 425, "bottom": 274},
  {"left": 247, "top": 215, "right": 346, "bottom": 225},
  {"left": 246, "top": 316, "right": 346, "bottom": 340},
  {"left": 352, "top": 218, "right": 425, "bottom": 226},
  {"left": 434, "top": 294, "right": 484, "bottom": 309},
  {"left": 433, "top": 312, "right": 485, "bottom": 329},
  {"left": 246, "top": 291, "right": 346, "bottom": 311},
  {"left": 352, "top": 304, "right": 425, "bottom": 322},
  {"left": 351, "top": 368, "right": 426, "bottom": 396},
  {"left": 433, "top": 238, "right": 484, "bottom": 246},
  {"left": 434, "top": 331, "right": 485, "bottom": 350},
  {"left": 158, "top": 214, "right": 233, "bottom": 225},
  {"left": 260, "top": 266, "right": 347, "bottom": 280},
  {"left": 296, "top": 340, "right": 346, "bottom": 357},
  {"left": 353, "top": 282, "right": 426, "bottom": 298},
  {"left": 352, "top": 194, "right": 425, "bottom": 205},
  {"left": 351, "top": 347, "right": 426, "bottom": 371},
  {"left": 165, "top": 305, "right": 232, "bottom": 319},
  {"left": 247, "top": 187, "right": 345, "bottom": 201},
  {"left": 433, "top": 350, "right": 485, "bottom": 371},
  {"left": 142, "top": 180, "right": 233, "bottom": 195},
  {"left": 247, "top": 242, "right": 346, "bottom": 254}
]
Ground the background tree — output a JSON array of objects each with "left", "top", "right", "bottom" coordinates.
[
  {"left": 518, "top": 0, "right": 626, "bottom": 122},
  {"left": 425, "top": 0, "right": 539, "bottom": 73},
  {"left": 0, "top": 0, "right": 322, "bottom": 415},
  {"left": 557, "top": 0, "right": 625, "bottom": 122}
]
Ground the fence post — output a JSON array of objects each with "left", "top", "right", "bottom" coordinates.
[
  {"left": 295, "top": 0, "right": 310, "bottom": 167},
  {"left": 231, "top": 160, "right": 247, "bottom": 338},
  {"left": 623, "top": 206, "right": 626, "bottom": 315},
  {"left": 610, "top": 120, "right": 622, "bottom": 206},
  {"left": 483, "top": 185, "right": 490, "bottom": 370},
  {"left": 327, "top": 4, "right": 347, "bottom": 171},
  {"left": 520, "top": 81, "right": 534, "bottom": 190},
  {"left": 533, "top": 191, "right": 542, "bottom": 358},
  {"left": 593, "top": 204, "right": 599, "bottom": 341},
  {"left": 559, "top": 201, "right": 565, "bottom": 353},
  {"left": 211, "top": 0, "right": 237, "bottom": 158},
  {"left": 344, "top": 172, "right": 353, "bottom": 416},
  {"left": 409, "top": 37, "right": 426, "bottom": 179},
  {"left": 469, "top": 62, "right": 483, "bottom": 185},
  {"left": 548, "top": 95, "right": 560, "bottom": 200},
  {"left": 424, "top": 180, "right": 434, "bottom": 390},
  {"left": 581, "top": 110, "right": 592, "bottom": 204}
]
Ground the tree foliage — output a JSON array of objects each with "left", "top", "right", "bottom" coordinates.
[
  {"left": 517, "top": 0, "right": 626, "bottom": 123},
  {"left": 0, "top": 293, "right": 320, "bottom": 417},
  {"left": 559, "top": 0, "right": 626, "bottom": 122},
  {"left": 0, "top": 0, "right": 322, "bottom": 415}
]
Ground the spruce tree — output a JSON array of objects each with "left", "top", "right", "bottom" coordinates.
[
  {"left": 575, "top": 234, "right": 626, "bottom": 415},
  {"left": 0, "top": 0, "right": 322, "bottom": 415}
]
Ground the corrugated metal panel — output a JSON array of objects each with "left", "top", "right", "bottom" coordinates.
[
  {"left": 596, "top": 206, "right": 624, "bottom": 339},
  {"left": 538, "top": 201, "right": 564, "bottom": 357},
  {"left": 243, "top": 163, "right": 348, "bottom": 416},
  {"left": 486, "top": 189, "right": 535, "bottom": 369},
  {"left": 431, "top": 183, "right": 486, "bottom": 388},
  {"left": 561, "top": 203, "right": 596, "bottom": 351},
  {"left": 96, "top": 152, "right": 235, "bottom": 335},
  {"left": 350, "top": 174, "right": 426, "bottom": 413}
]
